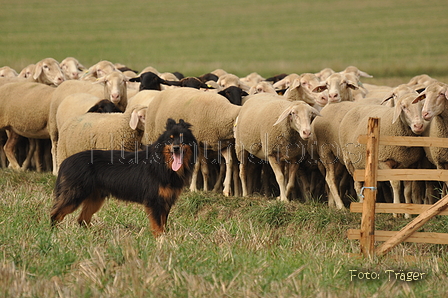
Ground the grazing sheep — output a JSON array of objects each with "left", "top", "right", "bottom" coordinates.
[
  {"left": 235, "top": 94, "right": 321, "bottom": 201},
  {"left": 32, "top": 58, "right": 65, "bottom": 86},
  {"left": 143, "top": 88, "right": 242, "bottom": 196},
  {"left": 338, "top": 93, "right": 426, "bottom": 208},
  {"left": 0, "top": 66, "right": 18, "bottom": 78},
  {"left": 0, "top": 81, "right": 57, "bottom": 170},
  {"left": 56, "top": 106, "right": 147, "bottom": 167},
  {"left": 81, "top": 60, "right": 117, "bottom": 81},
  {"left": 49, "top": 71, "right": 129, "bottom": 174},
  {"left": 60, "top": 57, "right": 86, "bottom": 80}
]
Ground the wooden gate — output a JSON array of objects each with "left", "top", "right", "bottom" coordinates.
[{"left": 347, "top": 117, "right": 448, "bottom": 257}]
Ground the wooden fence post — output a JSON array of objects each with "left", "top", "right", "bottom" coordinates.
[{"left": 360, "top": 117, "right": 380, "bottom": 257}]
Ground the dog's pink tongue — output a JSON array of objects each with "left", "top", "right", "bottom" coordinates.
[{"left": 172, "top": 153, "right": 182, "bottom": 171}]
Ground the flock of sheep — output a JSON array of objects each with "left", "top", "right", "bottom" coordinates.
[{"left": 1, "top": 57, "right": 447, "bottom": 213}]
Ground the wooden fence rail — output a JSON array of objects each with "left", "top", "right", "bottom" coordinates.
[{"left": 347, "top": 117, "right": 448, "bottom": 257}]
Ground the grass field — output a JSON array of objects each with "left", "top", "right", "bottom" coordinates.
[
  {"left": 1, "top": 0, "right": 448, "bottom": 80},
  {"left": 1, "top": 169, "right": 448, "bottom": 297},
  {"left": 2, "top": 0, "right": 448, "bottom": 297}
]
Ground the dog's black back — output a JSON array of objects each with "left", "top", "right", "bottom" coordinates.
[{"left": 51, "top": 118, "right": 197, "bottom": 237}]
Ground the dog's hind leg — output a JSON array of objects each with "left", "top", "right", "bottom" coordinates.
[
  {"left": 50, "top": 200, "right": 82, "bottom": 226},
  {"left": 77, "top": 192, "right": 106, "bottom": 226}
]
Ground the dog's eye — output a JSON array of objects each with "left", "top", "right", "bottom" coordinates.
[{"left": 170, "top": 135, "right": 173, "bottom": 139}]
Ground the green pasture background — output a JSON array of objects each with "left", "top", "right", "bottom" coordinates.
[{"left": 1, "top": 0, "right": 448, "bottom": 78}]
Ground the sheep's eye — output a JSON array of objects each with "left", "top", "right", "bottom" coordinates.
[{"left": 43, "top": 65, "right": 49, "bottom": 69}]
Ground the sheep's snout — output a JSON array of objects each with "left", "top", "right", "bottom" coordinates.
[
  {"left": 422, "top": 110, "right": 432, "bottom": 121},
  {"left": 110, "top": 93, "right": 121, "bottom": 103},
  {"left": 55, "top": 76, "right": 65, "bottom": 86},
  {"left": 328, "top": 92, "right": 340, "bottom": 103},
  {"left": 412, "top": 123, "right": 425, "bottom": 134},
  {"left": 300, "top": 129, "right": 312, "bottom": 140}
]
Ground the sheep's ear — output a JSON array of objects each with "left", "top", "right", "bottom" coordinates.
[
  {"left": 392, "top": 103, "right": 402, "bottom": 124},
  {"left": 94, "top": 77, "right": 106, "bottom": 85},
  {"left": 312, "top": 84, "right": 327, "bottom": 93},
  {"left": 346, "top": 80, "right": 359, "bottom": 90},
  {"left": 129, "top": 109, "right": 140, "bottom": 130},
  {"left": 33, "top": 62, "right": 43, "bottom": 80},
  {"left": 412, "top": 93, "right": 426, "bottom": 104},
  {"left": 129, "top": 76, "right": 141, "bottom": 83},
  {"left": 274, "top": 106, "right": 293, "bottom": 126},
  {"left": 129, "top": 108, "right": 147, "bottom": 130},
  {"left": 380, "top": 92, "right": 394, "bottom": 105},
  {"left": 359, "top": 70, "right": 373, "bottom": 78}
]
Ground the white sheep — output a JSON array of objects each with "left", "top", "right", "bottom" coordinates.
[
  {"left": 18, "top": 64, "right": 36, "bottom": 79},
  {"left": 217, "top": 73, "right": 251, "bottom": 91},
  {"left": 81, "top": 60, "right": 117, "bottom": 81},
  {"left": 49, "top": 71, "right": 129, "bottom": 174},
  {"left": 32, "top": 58, "right": 65, "bottom": 86},
  {"left": 60, "top": 57, "right": 86, "bottom": 80},
  {"left": 248, "top": 81, "right": 277, "bottom": 95},
  {"left": 235, "top": 94, "right": 321, "bottom": 201},
  {"left": 143, "top": 88, "right": 242, "bottom": 196},
  {"left": 413, "top": 82, "right": 448, "bottom": 194},
  {"left": 312, "top": 72, "right": 359, "bottom": 103},
  {"left": 273, "top": 73, "right": 299, "bottom": 90},
  {"left": 56, "top": 106, "right": 147, "bottom": 167},
  {"left": 325, "top": 93, "right": 426, "bottom": 209},
  {"left": 314, "top": 68, "right": 335, "bottom": 81},
  {"left": 284, "top": 73, "right": 328, "bottom": 109},
  {"left": 0, "top": 66, "right": 18, "bottom": 78},
  {"left": 0, "top": 81, "right": 58, "bottom": 170},
  {"left": 240, "top": 72, "right": 266, "bottom": 87}
]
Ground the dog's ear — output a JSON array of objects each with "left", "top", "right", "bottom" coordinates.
[
  {"left": 166, "top": 118, "right": 177, "bottom": 130},
  {"left": 179, "top": 119, "right": 192, "bottom": 129}
]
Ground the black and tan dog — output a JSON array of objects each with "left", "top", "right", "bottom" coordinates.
[{"left": 51, "top": 118, "right": 197, "bottom": 237}]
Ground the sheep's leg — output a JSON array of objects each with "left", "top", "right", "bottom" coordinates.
[
  {"left": 21, "top": 138, "right": 36, "bottom": 171},
  {"left": 51, "top": 139, "right": 58, "bottom": 175},
  {"left": 189, "top": 148, "right": 203, "bottom": 192},
  {"left": 286, "top": 160, "right": 299, "bottom": 200},
  {"left": 268, "top": 155, "right": 288, "bottom": 202},
  {"left": 220, "top": 147, "right": 233, "bottom": 196},
  {"left": 238, "top": 150, "right": 249, "bottom": 197},
  {"left": 4, "top": 130, "right": 22, "bottom": 170},
  {"left": 213, "top": 163, "right": 225, "bottom": 192},
  {"left": 390, "top": 180, "right": 402, "bottom": 218},
  {"left": 200, "top": 157, "right": 209, "bottom": 191},
  {"left": 324, "top": 162, "right": 344, "bottom": 209}
]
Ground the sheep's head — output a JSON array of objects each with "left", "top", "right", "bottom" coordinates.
[
  {"left": 412, "top": 82, "right": 448, "bottom": 121},
  {"left": 393, "top": 93, "right": 427, "bottom": 135},
  {"left": 312, "top": 73, "right": 358, "bottom": 103},
  {"left": 0, "top": 66, "right": 18, "bottom": 78},
  {"left": 273, "top": 102, "right": 321, "bottom": 140},
  {"left": 33, "top": 58, "right": 65, "bottom": 86},
  {"left": 95, "top": 71, "right": 129, "bottom": 111},
  {"left": 60, "top": 57, "right": 85, "bottom": 80},
  {"left": 18, "top": 64, "right": 35, "bottom": 79}
]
